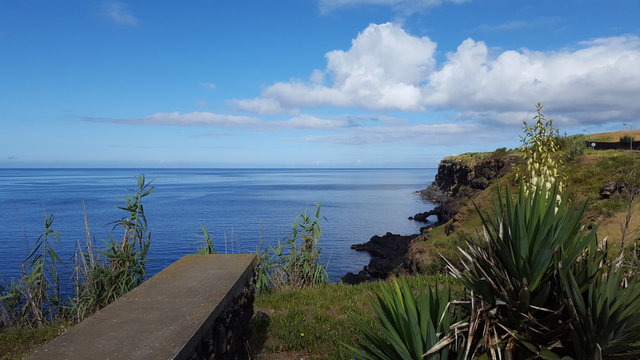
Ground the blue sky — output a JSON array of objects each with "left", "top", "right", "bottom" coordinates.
[{"left": 1, "top": 0, "right": 639, "bottom": 168}]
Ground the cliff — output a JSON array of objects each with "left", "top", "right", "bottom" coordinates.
[{"left": 413, "top": 152, "right": 518, "bottom": 225}]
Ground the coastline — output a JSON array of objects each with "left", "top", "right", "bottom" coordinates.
[{"left": 341, "top": 153, "right": 517, "bottom": 284}]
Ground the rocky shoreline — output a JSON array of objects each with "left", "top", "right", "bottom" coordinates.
[
  {"left": 341, "top": 152, "right": 516, "bottom": 284},
  {"left": 341, "top": 232, "right": 421, "bottom": 284}
]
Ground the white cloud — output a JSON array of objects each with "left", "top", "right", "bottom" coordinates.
[
  {"left": 201, "top": 83, "right": 216, "bottom": 89},
  {"left": 84, "top": 112, "right": 260, "bottom": 127},
  {"left": 295, "top": 122, "right": 490, "bottom": 145},
  {"left": 231, "top": 23, "right": 436, "bottom": 113},
  {"left": 101, "top": 2, "right": 138, "bottom": 26},
  {"left": 226, "top": 98, "right": 292, "bottom": 115},
  {"left": 276, "top": 114, "right": 350, "bottom": 130},
  {"left": 423, "top": 35, "right": 640, "bottom": 125},
  {"left": 318, "top": 0, "right": 469, "bottom": 15},
  {"left": 84, "top": 112, "right": 352, "bottom": 131},
  {"left": 232, "top": 22, "right": 640, "bottom": 128}
]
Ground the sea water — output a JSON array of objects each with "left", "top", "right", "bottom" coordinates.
[{"left": 0, "top": 168, "right": 436, "bottom": 287}]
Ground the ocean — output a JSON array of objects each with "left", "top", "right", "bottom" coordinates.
[{"left": 0, "top": 168, "right": 436, "bottom": 287}]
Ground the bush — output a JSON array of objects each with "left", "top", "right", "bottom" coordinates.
[
  {"left": 620, "top": 135, "right": 634, "bottom": 144},
  {"left": 557, "top": 133, "right": 586, "bottom": 161}
]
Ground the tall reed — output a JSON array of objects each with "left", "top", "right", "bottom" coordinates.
[
  {"left": 0, "top": 212, "right": 65, "bottom": 328},
  {"left": 257, "top": 203, "right": 329, "bottom": 292},
  {"left": 71, "top": 174, "right": 154, "bottom": 321}
]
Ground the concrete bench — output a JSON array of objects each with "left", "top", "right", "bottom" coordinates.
[{"left": 28, "top": 254, "right": 257, "bottom": 360}]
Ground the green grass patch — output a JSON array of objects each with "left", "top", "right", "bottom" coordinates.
[
  {"left": 0, "top": 321, "right": 70, "bottom": 360},
  {"left": 251, "top": 274, "right": 459, "bottom": 359}
]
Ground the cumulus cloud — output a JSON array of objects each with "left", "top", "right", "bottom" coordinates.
[
  {"left": 101, "top": 2, "right": 138, "bottom": 26},
  {"left": 423, "top": 35, "right": 640, "bottom": 125},
  {"left": 318, "top": 0, "right": 469, "bottom": 14},
  {"left": 232, "top": 22, "right": 640, "bottom": 128},
  {"left": 231, "top": 23, "right": 436, "bottom": 113}
]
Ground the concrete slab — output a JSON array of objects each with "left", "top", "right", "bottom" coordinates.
[{"left": 28, "top": 254, "right": 257, "bottom": 360}]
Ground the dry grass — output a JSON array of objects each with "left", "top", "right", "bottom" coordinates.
[{"left": 586, "top": 129, "right": 640, "bottom": 142}]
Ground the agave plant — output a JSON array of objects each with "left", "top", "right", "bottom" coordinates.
[
  {"left": 555, "top": 267, "right": 640, "bottom": 359},
  {"left": 446, "top": 182, "right": 640, "bottom": 359},
  {"left": 348, "top": 278, "right": 461, "bottom": 360}
]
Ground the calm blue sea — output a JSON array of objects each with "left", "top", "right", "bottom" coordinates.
[{"left": 0, "top": 168, "right": 436, "bottom": 288}]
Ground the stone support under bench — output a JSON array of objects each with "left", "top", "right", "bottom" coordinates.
[{"left": 28, "top": 254, "right": 258, "bottom": 360}]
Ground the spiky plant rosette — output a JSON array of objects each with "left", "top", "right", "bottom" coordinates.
[
  {"left": 445, "top": 183, "right": 600, "bottom": 358},
  {"left": 348, "top": 279, "right": 461, "bottom": 360},
  {"left": 444, "top": 181, "right": 640, "bottom": 359}
]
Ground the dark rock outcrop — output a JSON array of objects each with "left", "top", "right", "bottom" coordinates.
[
  {"left": 414, "top": 154, "right": 518, "bottom": 224},
  {"left": 424, "top": 154, "right": 515, "bottom": 198},
  {"left": 408, "top": 209, "right": 438, "bottom": 222},
  {"left": 600, "top": 181, "right": 623, "bottom": 199},
  {"left": 341, "top": 232, "right": 419, "bottom": 285}
]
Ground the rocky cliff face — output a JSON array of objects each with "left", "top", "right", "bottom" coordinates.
[
  {"left": 413, "top": 153, "right": 517, "bottom": 226},
  {"left": 430, "top": 153, "right": 516, "bottom": 196}
]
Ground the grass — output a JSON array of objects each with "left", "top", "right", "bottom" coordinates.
[
  {"left": 0, "top": 320, "right": 71, "bottom": 360},
  {"left": 251, "top": 274, "right": 459, "bottom": 359},
  {"left": 586, "top": 130, "right": 640, "bottom": 142}
]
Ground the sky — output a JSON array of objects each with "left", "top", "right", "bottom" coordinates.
[{"left": 1, "top": 0, "right": 639, "bottom": 168}]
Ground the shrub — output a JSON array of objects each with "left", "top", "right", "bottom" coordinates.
[
  {"left": 620, "top": 135, "right": 634, "bottom": 144},
  {"left": 557, "top": 133, "right": 586, "bottom": 161}
]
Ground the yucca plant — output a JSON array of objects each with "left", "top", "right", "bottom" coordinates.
[
  {"left": 446, "top": 181, "right": 640, "bottom": 359},
  {"left": 444, "top": 182, "right": 596, "bottom": 358},
  {"left": 555, "top": 267, "right": 640, "bottom": 359},
  {"left": 348, "top": 279, "right": 460, "bottom": 360}
]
